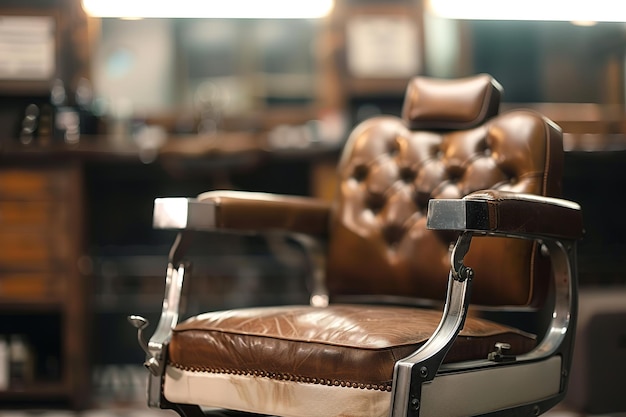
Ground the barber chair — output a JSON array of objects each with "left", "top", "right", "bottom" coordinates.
[{"left": 129, "top": 74, "right": 583, "bottom": 417}]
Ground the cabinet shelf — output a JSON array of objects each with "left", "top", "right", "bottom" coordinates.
[{"left": 0, "top": 161, "right": 89, "bottom": 409}]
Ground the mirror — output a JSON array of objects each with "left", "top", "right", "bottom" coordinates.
[{"left": 90, "top": 17, "right": 323, "bottom": 131}]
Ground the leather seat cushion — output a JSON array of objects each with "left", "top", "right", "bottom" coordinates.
[{"left": 169, "top": 304, "right": 536, "bottom": 392}]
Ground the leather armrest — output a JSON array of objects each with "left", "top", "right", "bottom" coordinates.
[
  {"left": 153, "top": 190, "right": 331, "bottom": 237},
  {"left": 426, "top": 189, "right": 583, "bottom": 241}
]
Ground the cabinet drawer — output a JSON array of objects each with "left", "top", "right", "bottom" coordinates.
[
  {"left": 0, "top": 230, "right": 69, "bottom": 268},
  {"left": 0, "top": 201, "right": 66, "bottom": 228},
  {"left": 0, "top": 272, "right": 66, "bottom": 302},
  {"left": 0, "top": 168, "right": 70, "bottom": 200}
]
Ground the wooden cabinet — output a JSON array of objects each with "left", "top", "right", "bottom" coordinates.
[{"left": 0, "top": 161, "right": 89, "bottom": 408}]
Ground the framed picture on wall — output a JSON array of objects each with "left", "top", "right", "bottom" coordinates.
[
  {"left": 346, "top": 14, "right": 421, "bottom": 79},
  {"left": 0, "top": 11, "right": 59, "bottom": 95}
]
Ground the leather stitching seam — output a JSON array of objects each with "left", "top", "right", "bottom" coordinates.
[{"left": 169, "top": 361, "right": 393, "bottom": 392}]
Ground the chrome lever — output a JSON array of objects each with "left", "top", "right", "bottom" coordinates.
[
  {"left": 451, "top": 232, "right": 474, "bottom": 282},
  {"left": 127, "top": 315, "right": 160, "bottom": 375}
]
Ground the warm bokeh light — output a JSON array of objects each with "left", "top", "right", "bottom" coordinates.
[
  {"left": 82, "top": 0, "right": 334, "bottom": 19},
  {"left": 427, "top": 0, "right": 626, "bottom": 22}
]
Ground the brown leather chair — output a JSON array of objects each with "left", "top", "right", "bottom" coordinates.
[{"left": 129, "top": 74, "right": 583, "bottom": 417}]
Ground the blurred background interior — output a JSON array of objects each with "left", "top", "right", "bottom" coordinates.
[{"left": 0, "top": 0, "right": 625, "bottom": 415}]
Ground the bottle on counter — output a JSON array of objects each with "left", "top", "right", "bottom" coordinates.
[
  {"left": 0, "top": 336, "right": 8, "bottom": 390},
  {"left": 9, "top": 334, "right": 34, "bottom": 387}
]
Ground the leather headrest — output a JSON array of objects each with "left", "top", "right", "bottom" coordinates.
[{"left": 401, "top": 74, "right": 503, "bottom": 130}]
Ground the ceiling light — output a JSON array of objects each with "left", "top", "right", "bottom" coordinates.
[
  {"left": 82, "top": 0, "right": 334, "bottom": 19},
  {"left": 427, "top": 0, "right": 626, "bottom": 22}
]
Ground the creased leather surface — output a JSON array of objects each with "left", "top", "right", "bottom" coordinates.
[{"left": 170, "top": 305, "right": 536, "bottom": 389}]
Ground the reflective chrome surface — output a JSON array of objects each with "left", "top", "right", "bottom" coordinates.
[
  {"left": 153, "top": 197, "right": 216, "bottom": 231},
  {"left": 128, "top": 231, "right": 192, "bottom": 406},
  {"left": 422, "top": 357, "right": 562, "bottom": 417},
  {"left": 147, "top": 262, "right": 185, "bottom": 375},
  {"left": 290, "top": 234, "right": 329, "bottom": 307},
  {"left": 390, "top": 232, "right": 474, "bottom": 417},
  {"left": 519, "top": 239, "right": 577, "bottom": 362},
  {"left": 390, "top": 225, "right": 579, "bottom": 416}
]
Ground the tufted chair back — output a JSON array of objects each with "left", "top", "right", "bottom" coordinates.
[{"left": 327, "top": 74, "right": 564, "bottom": 307}]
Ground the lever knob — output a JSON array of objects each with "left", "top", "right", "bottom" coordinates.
[
  {"left": 128, "top": 315, "right": 162, "bottom": 376},
  {"left": 128, "top": 315, "right": 149, "bottom": 330}
]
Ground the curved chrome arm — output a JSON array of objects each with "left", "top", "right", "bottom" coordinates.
[
  {"left": 390, "top": 232, "right": 474, "bottom": 417},
  {"left": 127, "top": 262, "right": 186, "bottom": 376},
  {"left": 147, "top": 262, "right": 186, "bottom": 373},
  {"left": 389, "top": 232, "right": 578, "bottom": 417},
  {"left": 288, "top": 234, "right": 329, "bottom": 307},
  {"left": 128, "top": 232, "right": 191, "bottom": 377},
  {"left": 519, "top": 239, "right": 577, "bottom": 362}
]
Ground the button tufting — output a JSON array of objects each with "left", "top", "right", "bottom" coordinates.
[
  {"left": 387, "top": 139, "right": 400, "bottom": 156},
  {"left": 330, "top": 91, "right": 561, "bottom": 309},
  {"left": 447, "top": 169, "right": 463, "bottom": 183},
  {"left": 366, "top": 193, "right": 386, "bottom": 214},
  {"left": 353, "top": 165, "right": 369, "bottom": 182},
  {"left": 501, "top": 169, "right": 518, "bottom": 185},
  {"left": 399, "top": 167, "right": 417, "bottom": 184},
  {"left": 413, "top": 190, "right": 430, "bottom": 209},
  {"left": 383, "top": 224, "right": 405, "bottom": 247},
  {"left": 446, "top": 155, "right": 467, "bottom": 179}
]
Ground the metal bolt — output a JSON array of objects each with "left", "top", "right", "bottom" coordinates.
[
  {"left": 144, "top": 356, "right": 160, "bottom": 376},
  {"left": 419, "top": 366, "right": 428, "bottom": 378},
  {"left": 457, "top": 265, "right": 474, "bottom": 282},
  {"left": 488, "top": 342, "right": 516, "bottom": 362},
  {"left": 533, "top": 405, "right": 540, "bottom": 416},
  {"left": 410, "top": 397, "right": 420, "bottom": 411},
  {"left": 494, "top": 342, "right": 511, "bottom": 353}
]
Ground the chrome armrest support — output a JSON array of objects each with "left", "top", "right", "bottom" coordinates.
[
  {"left": 128, "top": 232, "right": 192, "bottom": 378},
  {"left": 389, "top": 193, "right": 581, "bottom": 417},
  {"left": 519, "top": 238, "right": 577, "bottom": 363},
  {"left": 128, "top": 231, "right": 193, "bottom": 408},
  {"left": 135, "top": 197, "right": 218, "bottom": 377},
  {"left": 137, "top": 196, "right": 331, "bottom": 375},
  {"left": 391, "top": 234, "right": 578, "bottom": 417},
  {"left": 146, "top": 261, "right": 186, "bottom": 373},
  {"left": 390, "top": 232, "right": 474, "bottom": 417},
  {"left": 288, "top": 234, "right": 329, "bottom": 308},
  {"left": 426, "top": 193, "right": 580, "bottom": 362}
]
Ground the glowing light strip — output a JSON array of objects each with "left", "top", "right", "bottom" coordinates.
[
  {"left": 427, "top": 0, "right": 626, "bottom": 22},
  {"left": 82, "top": 0, "right": 334, "bottom": 19}
]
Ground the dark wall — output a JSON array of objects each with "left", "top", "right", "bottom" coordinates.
[{"left": 469, "top": 20, "right": 626, "bottom": 103}]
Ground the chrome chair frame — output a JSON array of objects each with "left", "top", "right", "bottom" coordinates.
[{"left": 130, "top": 192, "right": 581, "bottom": 417}]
